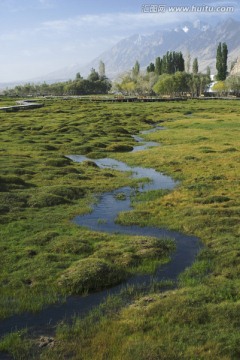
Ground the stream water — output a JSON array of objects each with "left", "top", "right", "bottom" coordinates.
[{"left": 0, "top": 127, "right": 201, "bottom": 340}]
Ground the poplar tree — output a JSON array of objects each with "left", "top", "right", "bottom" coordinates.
[
  {"left": 192, "top": 58, "right": 199, "bottom": 74},
  {"left": 155, "top": 57, "right": 162, "bottom": 75},
  {"left": 216, "top": 42, "right": 228, "bottom": 80},
  {"left": 222, "top": 43, "right": 228, "bottom": 79}
]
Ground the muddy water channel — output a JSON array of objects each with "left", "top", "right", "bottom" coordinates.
[{"left": 0, "top": 127, "right": 201, "bottom": 339}]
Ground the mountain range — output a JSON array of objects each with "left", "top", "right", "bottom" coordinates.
[
  {"left": 1, "top": 17, "right": 240, "bottom": 89},
  {"left": 45, "top": 18, "right": 240, "bottom": 82}
]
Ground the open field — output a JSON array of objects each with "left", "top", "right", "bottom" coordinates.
[{"left": 0, "top": 98, "right": 239, "bottom": 359}]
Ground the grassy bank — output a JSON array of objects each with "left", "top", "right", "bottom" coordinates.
[{"left": 0, "top": 98, "right": 239, "bottom": 359}]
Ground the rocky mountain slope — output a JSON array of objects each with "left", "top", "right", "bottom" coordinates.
[{"left": 79, "top": 18, "right": 240, "bottom": 78}]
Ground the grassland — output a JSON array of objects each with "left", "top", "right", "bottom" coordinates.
[{"left": 0, "top": 98, "right": 239, "bottom": 359}]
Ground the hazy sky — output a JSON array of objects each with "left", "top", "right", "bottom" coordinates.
[{"left": 0, "top": 0, "right": 238, "bottom": 82}]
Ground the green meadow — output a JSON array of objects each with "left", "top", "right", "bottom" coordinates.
[{"left": 0, "top": 98, "right": 239, "bottom": 359}]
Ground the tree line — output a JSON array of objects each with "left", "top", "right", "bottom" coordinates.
[
  {"left": 4, "top": 42, "right": 238, "bottom": 98},
  {"left": 115, "top": 49, "right": 211, "bottom": 97},
  {"left": 115, "top": 42, "right": 235, "bottom": 97},
  {"left": 147, "top": 51, "right": 185, "bottom": 75},
  {"left": 4, "top": 63, "right": 111, "bottom": 97}
]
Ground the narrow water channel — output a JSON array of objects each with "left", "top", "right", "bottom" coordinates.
[{"left": 0, "top": 127, "right": 201, "bottom": 339}]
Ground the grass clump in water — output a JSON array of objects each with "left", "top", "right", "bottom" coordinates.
[{"left": 58, "top": 258, "right": 127, "bottom": 294}]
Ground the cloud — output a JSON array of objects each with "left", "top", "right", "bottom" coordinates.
[
  {"left": 41, "top": 11, "right": 190, "bottom": 34},
  {"left": 41, "top": 8, "right": 239, "bottom": 38}
]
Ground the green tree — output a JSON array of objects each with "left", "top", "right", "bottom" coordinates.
[
  {"left": 188, "top": 75, "right": 199, "bottom": 97},
  {"left": 212, "top": 81, "right": 228, "bottom": 95},
  {"left": 173, "top": 72, "right": 190, "bottom": 95},
  {"left": 192, "top": 58, "right": 199, "bottom": 74},
  {"left": 115, "top": 73, "right": 136, "bottom": 95},
  {"left": 153, "top": 74, "right": 175, "bottom": 96},
  {"left": 175, "top": 52, "right": 185, "bottom": 72},
  {"left": 153, "top": 72, "right": 191, "bottom": 97},
  {"left": 161, "top": 51, "right": 184, "bottom": 74},
  {"left": 188, "top": 73, "right": 211, "bottom": 97},
  {"left": 222, "top": 43, "right": 228, "bottom": 79},
  {"left": 155, "top": 57, "right": 162, "bottom": 75},
  {"left": 88, "top": 68, "right": 100, "bottom": 82},
  {"left": 122, "top": 80, "right": 136, "bottom": 94},
  {"left": 147, "top": 63, "right": 155, "bottom": 73},
  {"left": 216, "top": 42, "right": 222, "bottom": 80},
  {"left": 216, "top": 42, "right": 228, "bottom": 80}
]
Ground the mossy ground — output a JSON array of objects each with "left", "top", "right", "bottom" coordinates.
[{"left": 0, "top": 98, "right": 239, "bottom": 359}]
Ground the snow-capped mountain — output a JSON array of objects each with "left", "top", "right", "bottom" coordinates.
[
  {"left": 81, "top": 18, "right": 240, "bottom": 78},
  {"left": 1, "top": 18, "right": 240, "bottom": 88}
]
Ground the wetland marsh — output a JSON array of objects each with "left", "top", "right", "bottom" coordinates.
[{"left": 0, "top": 98, "right": 239, "bottom": 359}]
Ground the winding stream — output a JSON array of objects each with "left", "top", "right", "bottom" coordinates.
[
  {"left": 0, "top": 127, "right": 201, "bottom": 339},
  {"left": 0, "top": 100, "right": 44, "bottom": 112}
]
